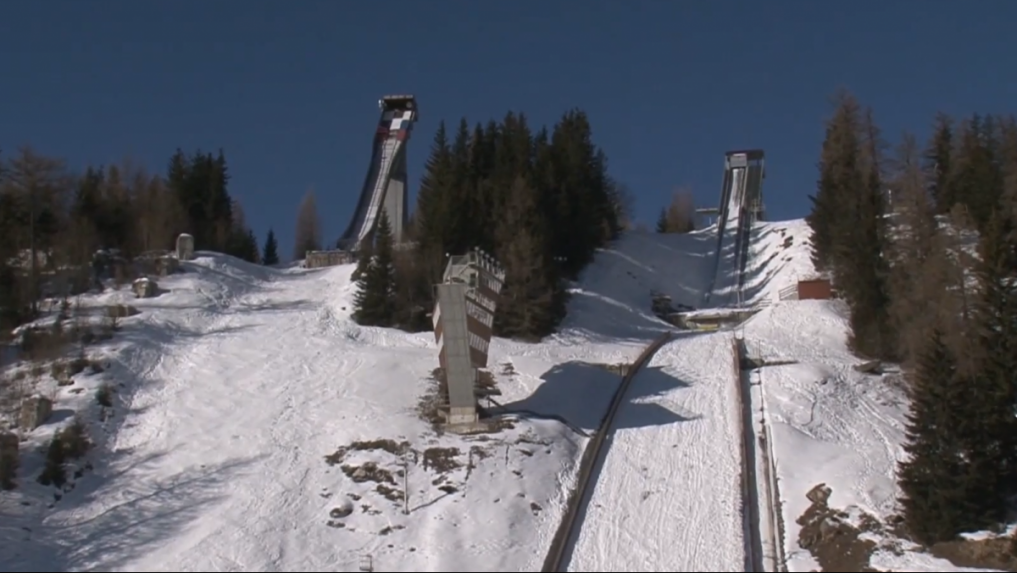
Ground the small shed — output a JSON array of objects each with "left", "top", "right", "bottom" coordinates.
[{"left": 797, "top": 278, "right": 833, "bottom": 300}]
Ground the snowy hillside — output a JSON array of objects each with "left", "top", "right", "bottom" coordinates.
[
  {"left": 0, "top": 252, "right": 650, "bottom": 572},
  {"left": 568, "top": 330, "right": 746, "bottom": 572},
  {"left": 558, "top": 228, "right": 716, "bottom": 343},
  {"left": 1, "top": 218, "right": 1008, "bottom": 573}
]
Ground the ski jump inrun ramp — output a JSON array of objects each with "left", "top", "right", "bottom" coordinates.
[
  {"left": 705, "top": 149, "right": 766, "bottom": 307},
  {"left": 338, "top": 94, "right": 418, "bottom": 251}
]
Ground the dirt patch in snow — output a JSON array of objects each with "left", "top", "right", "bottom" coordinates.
[
  {"left": 416, "top": 369, "right": 447, "bottom": 429},
  {"left": 422, "top": 446, "right": 461, "bottom": 473},
  {"left": 797, "top": 483, "right": 1017, "bottom": 572},
  {"left": 931, "top": 536, "right": 1017, "bottom": 572},
  {"left": 339, "top": 461, "right": 396, "bottom": 486},
  {"left": 796, "top": 484, "right": 879, "bottom": 572}
]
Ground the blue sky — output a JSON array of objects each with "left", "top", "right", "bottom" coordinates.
[{"left": 2, "top": 0, "right": 1015, "bottom": 258}]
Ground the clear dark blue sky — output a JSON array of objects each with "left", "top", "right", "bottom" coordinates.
[{"left": 2, "top": 1, "right": 1015, "bottom": 258}]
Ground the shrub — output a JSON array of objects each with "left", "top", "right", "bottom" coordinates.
[
  {"left": 37, "top": 417, "right": 91, "bottom": 488},
  {"left": 0, "top": 434, "right": 19, "bottom": 490}
]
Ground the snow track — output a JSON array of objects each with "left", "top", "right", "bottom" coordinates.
[
  {"left": 566, "top": 332, "right": 745, "bottom": 572},
  {"left": 543, "top": 332, "right": 673, "bottom": 572}
]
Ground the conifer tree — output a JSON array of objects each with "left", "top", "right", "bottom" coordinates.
[
  {"left": 495, "top": 176, "right": 562, "bottom": 339},
  {"left": 925, "top": 113, "right": 954, "bottom": 214},
  {"left": 897, "top": 328, "right": 978, "bottom": 544},
  {"left": 947, "top": 115, "right": 1004, "bottom": 232},
  {"left": 964, "top": 210, "right": 1017, "bottom": 514},
  {"left": 655, "top": 207, "right": 668, "bottom": 233},
  {"left": 262, "top": 229, "right": 279, "bottom": 265},
  {"left": 838, "top": 109, "right": 894, "bottom": 359},
  {"left": 414, "top": 121, "right": 455, "bottom": 258},
  {"left": 352, "top": 211, "right": 397, "bottom": 327},
  {"left": 807, "top": 92, "right": 864, "bottom": 272}
]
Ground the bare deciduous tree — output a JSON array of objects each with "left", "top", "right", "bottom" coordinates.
[
  {"left": 887, "top": 132, "right": 945, "bottom": 367},
  {"left": 293, "top": 187, "right": 322, "bottom": 260},
  {"left": 5, "top": 147, "right": 71, "bottom": 312},
  {"left": 608, "top": 180, "right": 636, "bottom": 231},
  {"left": 659, "top": 187, "right": 696, "bottom": 234}
]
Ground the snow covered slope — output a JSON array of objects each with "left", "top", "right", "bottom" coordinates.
[
  {"left": 0, "top": 253, "right": 650, "bottom": 572},
  {"left": 568, "top": 331, "right": 745, "bottom": 572},
  {"left": 2, "top": 215, "right": 1002, "bottom": 573},
  {"left": 740, "top": 218, "right": 818, "bottom": 306},
  {"left": 739, "top": 220, "right": 1007, "bottom": 573},
  {"left": 559, "top": 228, "right": 716, "bottom": 343}
]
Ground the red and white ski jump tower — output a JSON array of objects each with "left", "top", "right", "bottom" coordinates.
[
  {"left": 432, "top": 248, "right": 506, "bottom": 428},
  {"left": 338, "top": 95, "right": 418, "bottom": 251}
]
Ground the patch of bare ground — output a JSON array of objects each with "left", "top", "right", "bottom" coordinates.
[
  {"left": 930, "top": 534, "right": 1017, "bottom": 572},
  {"left": 476, "top": 369, "right": 497, "bottom": 391},
  {"left": 515, "top": 430, "right": 553, "bottom": 456},
  {"left": 797, "top": 483, "right": 879, "bottom": 572},
  {"left": 325, "top": 437, "right": 497, "bottom": 512},
  {"left": 375, "top": 483, "right": 403, "bottom": 503},
  {"left": 422, "top": 446, "right": 461, "bottom": 473},
  {"left": 323, "top": 439, "right": 410, "bottom": 466},
  {"left": 798, "top": 483, "right": 1017, "bottom": 572},
  {"left": 339, "top": 461, "right": 396, "bottom": 486},
  {"left": 416, "top": 368, "right": 447, "bottom": 431}
]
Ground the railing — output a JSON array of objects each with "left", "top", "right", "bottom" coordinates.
[
  {"left": 777, "top": 284, "right": 798, "bottom": 301},
  {"left": 303, "top": 250, "right": 353, "bottom": 269}
]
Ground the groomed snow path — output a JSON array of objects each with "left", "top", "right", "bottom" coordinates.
[{"left": 567, "top": 331, "right": 745, "bottom": 572}]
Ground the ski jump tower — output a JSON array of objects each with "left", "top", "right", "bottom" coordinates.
[
  {"left": 337, "top": 95, "right": 418, "bottom": 251},
  {"left": 720, "top": 149, "right": 766, "bottom": 226},
  {"left": 432, "top": 248, "right": 506, "bottom": 430},
  {"left": 704, "top": 149, "right": 767, "bottom": 306}
]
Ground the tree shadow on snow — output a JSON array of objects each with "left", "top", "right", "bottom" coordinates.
[
  {"left": 495, "top": 359, "right": 697, "bottom": 434},
  {"left": 0, "top": 451, "right": 265, "bottom": 572},
  {"left": 562, "top": 292, "right": 675, "bottom": 344},
  {"left": 113, "top": 323, "right": 256, "bottom": 348},
  {"left": 706, "top": 225, "right": 777, "bottom": 307},
  {"left": 565, "top": 237, "right": 715, "bottom": 344},
  {"left": 46, "top": 408, "right": 77, "bottom": 425}
]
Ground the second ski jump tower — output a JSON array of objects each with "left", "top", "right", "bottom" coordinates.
[
  {"left": 337, "top": 95, "right": 418, "bottom": 251},
  {"left": 704, "top": 149, "right": 766, "bottom": 307}
]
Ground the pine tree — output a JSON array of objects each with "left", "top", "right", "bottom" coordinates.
[
  {"left": 244, "top": 230, "right": 260, "bottom": 263},
  {"left": 925, "top": 113, "right": 954, "bottom": 214},
  {"left": 655, "top": 207, "right": 668, "bottom": 233},
  {"left": 351, "top": 211, "right": 397, "bottom": 327},
  {"left": 414, "top": 121, "right": 455, "bottom": 257},
  {"left": 817, "top": 100, "right": 895, "bottom": 359},
  {"left": 807, "top": 91, "right": 864, "bottom": 272},
  {"left": 262, "top": 229, "right": 279, "bottom": 265},
  {"left": 947, "top": 115, "right": 1003, "bottom": 231},
  {"left": 495, "top": 176, "right": 563, "bottom": 339},
  {"left": 897, "top": 328, "right": 981, "bottom": 544},
  {"left": 964, "top": 210, "right": 1017, "bottom": 514}
]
